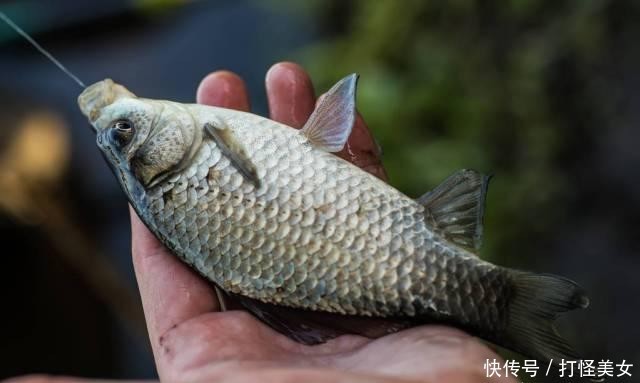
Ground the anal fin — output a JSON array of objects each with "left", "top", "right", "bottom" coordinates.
[{"left": 231, "top": 293, "right": 415, "bottom": 345}]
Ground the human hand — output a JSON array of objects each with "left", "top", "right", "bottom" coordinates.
[
  {"left": 5, "top": 63, "right": 514, "bottom": 383},
  {"left": 128, "top": 62, "right": 514, "bottom": 383}
]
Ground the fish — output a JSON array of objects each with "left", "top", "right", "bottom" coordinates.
[{"left": 78, "top": 74, "right": 590, "bottom": 365}]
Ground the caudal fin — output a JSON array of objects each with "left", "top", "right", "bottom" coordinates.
[{"left": 504, "top": 272, "right": 589, "bottom": 363}]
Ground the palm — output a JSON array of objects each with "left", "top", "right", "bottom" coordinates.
[
  {"left": 128, "top": 63, "right": 513, "bottom": 383},
  {"left": 150, "top": 310, "right": 498, "bottom": 383}
]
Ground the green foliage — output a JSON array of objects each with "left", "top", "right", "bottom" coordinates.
[{"left": 295, "top": 0, "right": 612, "bottom": 262}]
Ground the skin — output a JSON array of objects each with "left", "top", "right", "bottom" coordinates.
[{"left": 5, "top": 63, "right": 515, "bottom": 383}]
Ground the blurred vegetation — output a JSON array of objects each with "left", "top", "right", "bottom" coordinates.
[{"left": 288, "top": 0, "right": 624, "bottom": 264}]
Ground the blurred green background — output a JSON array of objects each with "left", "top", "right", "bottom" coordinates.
[{"left": 0, "top": 0, "right": 637, "bottom": 380}]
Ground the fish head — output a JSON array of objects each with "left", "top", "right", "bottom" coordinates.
[{"left": 79, "top": 79, "right": 200, "bottom": 202}]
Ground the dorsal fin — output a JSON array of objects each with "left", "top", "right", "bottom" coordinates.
[
  {"left": 417, "top": 169, "right": 491, "bottom": 252},
  {"left": 301, "top": 74, "right": 358, "bottom": 152}
]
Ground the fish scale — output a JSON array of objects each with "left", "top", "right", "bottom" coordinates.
[
  {"left": 141, "top": 111, "right": 496, "bottom": 326},
  {"left": 79, "top": 75, "right": 589, "bottom": 365}
]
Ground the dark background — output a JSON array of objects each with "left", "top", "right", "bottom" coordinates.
[{"left": 0, "top": 0, "right": 637, "bottom": 380}]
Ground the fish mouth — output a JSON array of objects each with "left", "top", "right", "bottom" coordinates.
[
  {"left": 78, "top": 79, "right": 136, "bottom": 128},
  {"left": 98, "top": 144, "right": 146, "bottom": 207}
]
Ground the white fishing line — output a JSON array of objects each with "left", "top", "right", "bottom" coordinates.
[{"left": 0, "top": 11, "right": 86, "bottom": 89}]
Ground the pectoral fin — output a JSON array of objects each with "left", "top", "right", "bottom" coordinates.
[
  {"left": 204, "top": 122, "right": 261, "bottom": 188},
  {"left": 301, "top": 74, "right": 358, "bottom": 152},
  {"left": 417, "top": 169, "right": 491, "bottom": 252}
]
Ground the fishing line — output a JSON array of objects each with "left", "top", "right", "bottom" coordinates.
[{"left": 0, "top": 11, "right": 86, "bottom": 89}]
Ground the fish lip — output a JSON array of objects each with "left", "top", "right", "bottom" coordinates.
[
  {"left": 119, "top": 167, "right": 144, "bottom": 202},
  {"left": 78, "top": 78, "right": 136, "bottom": 130},
  {"left": 78, "top": 79, "right": 112, "bottom": 124},
  {"left": 99, "top": 144, "right": 145, "bottom": 207},
  {"left": 95, "top": 120, "right": 145, "bottom": 207}
]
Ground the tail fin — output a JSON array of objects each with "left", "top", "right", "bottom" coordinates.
[{"left": 504, "top": 272, "right": 589, "bottom": 363}]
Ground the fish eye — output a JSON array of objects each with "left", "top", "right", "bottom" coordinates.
[{"left": 109, "top": 119, "right": 135, "bottom": 147}]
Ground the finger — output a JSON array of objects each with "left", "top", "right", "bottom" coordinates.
[
  {"left": 337, "top": 114, "right": 388, "bottom": 181},
  {"left": 197, "top": 70, "right": 251, "bottom": 111},
  {"left": 266, "top": 62, "right": 316, "bottom": 128},
  {"left": 336, "top": 326, "right": 514, "bottom": 382},
  {"left": 221, "top": 368, "right": 417, "bottom": 383},
  {"left": 130, "top": 208, "right": 219, "bottom": 359},
  {"left": 2, "top": 375, "right": 153, "bottom": 383}
]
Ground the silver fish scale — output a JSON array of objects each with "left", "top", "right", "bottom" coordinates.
[{"left": 143, "top": 111, "right": 508, "bottom": 330}]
